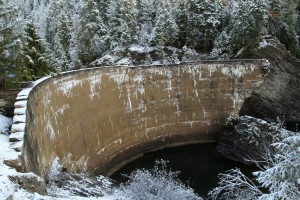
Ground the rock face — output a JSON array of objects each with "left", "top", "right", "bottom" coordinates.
[
  {"left": 217, "top": 115, "right": 294, "bottom": 165},
  {"left": 239, "top": 39, "right": 300, "bottom": 124}
]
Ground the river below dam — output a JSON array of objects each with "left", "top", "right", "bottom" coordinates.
[{"left": 111, "top": 143, "right": 256, "bottom": 197}]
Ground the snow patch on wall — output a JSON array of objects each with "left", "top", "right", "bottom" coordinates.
[
  {"left": 45, "top": 121, "right": 56, "bottom": 141},
  {"left": 88, "top": 73, "right": 102, "bottom": 100},
  {"left": 133, "top": 73, "right": 145, "bottom": 96},
  {"left": 52, "top": 104, "right": 70, "bottom": 126},
  {"left": 221, "top": 64, "right": 256, "bottom": 77},
  {"left": 54, "top": 76, "right": 83, "bottom": 97},
  {"left": 108, "top": 68, "right": 129, "bottom": 86},
  {"left": 208, "top": 64, "right": 219, "bottom": 77}
]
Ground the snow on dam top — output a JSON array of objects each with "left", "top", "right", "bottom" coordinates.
[{"left": 10, "top": 60, "right": 268, "bottom": 177}]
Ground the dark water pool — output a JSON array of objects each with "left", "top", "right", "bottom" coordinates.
[{"left": 110, "top": 143, "right": 256, "bottom": 197}]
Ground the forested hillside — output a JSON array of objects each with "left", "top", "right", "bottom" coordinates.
[{"left": 0, "top": 0, "right": 299, "bottom": 84}]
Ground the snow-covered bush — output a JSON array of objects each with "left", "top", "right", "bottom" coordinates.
[
  {"left": 182, "top": 46, "right": 200, "bottom": 61},
  {"left": 254, "top": 134, "right": 300, "bottom": 200},
  {"left": 46, "top": 158, "right": 115, "bottom": 198},
  {"left": 117, "top": 160, "right": 202, "bottom": 200},
  {"left": 208, "top": 168, "right": 263, "bottom": 200},
  {"left": 209, "top": 132, "right": 300, "bottom": 200}
]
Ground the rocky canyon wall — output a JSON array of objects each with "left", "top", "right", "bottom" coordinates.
[{"left": 20, "top": 61, "right": 266, "bottom": 177}]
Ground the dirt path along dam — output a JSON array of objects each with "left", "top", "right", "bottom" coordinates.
[{"left": 13, "top": 60, "right": 267, "bottom": 177}]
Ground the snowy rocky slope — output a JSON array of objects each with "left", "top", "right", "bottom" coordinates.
[
  {"left": 239, "top": 38, "right": 300, "bottom": 124},
  {"left": 0, "top": 114, "right": 35, "bottom": 199}
]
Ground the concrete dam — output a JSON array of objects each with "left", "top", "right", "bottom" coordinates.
[{"left": 11, "top": 60, "right": 267, "bottom": 177}]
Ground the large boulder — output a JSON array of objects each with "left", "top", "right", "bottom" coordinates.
[
  {"left": 217, "top": 115, "right": 294, "bottom": 165},
  {"left": 238, "top": 39, "right": 300, "bottom": 125},
  {"left": 8, "top": 173, "right": 47, "bottom": 195}
]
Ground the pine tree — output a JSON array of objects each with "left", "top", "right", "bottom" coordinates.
[
  {"left": 47, "top": 0, "right": 73, "bottom": 71},
  {"left": 76, "top": 0, "right": 107, "bottom": 66},
  {"left": 17, "top": 0, "right": 33, "bottom": 18},
  {"left": 176, "top": 0, "right": 221, "bottom": 50},
  {"left": 31, "top": 0, "right": 51, "bottom": 38},
  {"left": 0, "top": 0, "right": 26, "bottom": 84},
  {"left": 197, "top": 0, "right": 222, "bottom": 50},
  {"left": 212, "top": 0, "right": 269, "bottom": 58},
  {"left": 152, "top": 1, "right": 179, "bottom": 63},
  {"left": 276, "top": 0, "right": 300, "bottom": 56},
  {"left": 153, "top": 0, "right": 179, "bottom": 47},
  {"left": 176, "top": 0, "right": 188, "bottom": 47},
  {"left": 122, "top": 0, "right": 138, "bottom": 47},
  {"left": 107, "top": 0, "right": 138, "bottom": 54},
  {"left": 97, "top": 0, "right": 110, "bottom": 23},
  {"left": 137, "top": 0, "right": 156, "bottom": 46},
  {"left": 21, "top": 20, "right": 54, "bottom": 79}
]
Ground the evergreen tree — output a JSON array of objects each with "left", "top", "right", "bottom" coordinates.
[
  {"left": 0, "top": 0, "right": 26, "bottom": 83},
  {"left": 17, "top": 0, "right": 33, "bottom": 18},
  {"left": 176, "top": 0, "right": 188, "bottom": 47},
  {"left": 177, "top": 0, "right": 221, "bottom": 50},
  {"left": 97, "top": 0, "right": 110, "bottom": 23},
  {"left": 212, "top": 0, "right": 269, "bottom": 58},
  {"left": 107, "top": 0, "right": 138, "bottom": 52},
  {"left": 153, "top": 0, "right": 179, "bottom": 62},
  {"left": 21, "top": 20, "right": 54, "bottom": 80},
  {"left": 153, "top": 0, "right": 179, "bottom": 47},
  {"left": 276, "top": 0, "right": 300, "bottom": 56},
  {"left": 137, "top": 0, "right": 156, "bottom": 46},
  {"left": 197, "top": 0, "right": 222, "bottom": 50},
  {"left": 47, "top": 0, "right": 73, "bottom": 71},
  {"left": 31, "top": 0, "right": 51, "bottom": 38},
  {"left": 76, "top": 0, "right": 107, "bottom": 66}
]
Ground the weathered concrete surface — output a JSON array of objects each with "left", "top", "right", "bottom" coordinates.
[{"left": 21, "top": 61, "right": 265, "bottom": 177}]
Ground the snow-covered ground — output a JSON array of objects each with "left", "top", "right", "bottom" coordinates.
[
  {"left": 0, "top": 114, "right": 34, "bottom": 199},
  {"left": 0, "top": 113, "right": 118, "bottom": 200}
]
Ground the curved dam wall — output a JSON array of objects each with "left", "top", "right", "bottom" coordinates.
[{"left": 20, "top": 61, "right": 265, "bottom": 177}]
